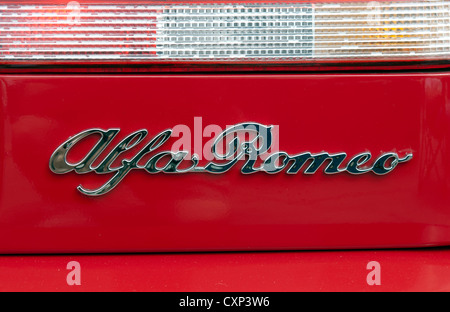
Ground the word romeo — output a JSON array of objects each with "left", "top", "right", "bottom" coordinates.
[{"left": 49, "top": 123, "right": 413, "bottom": 196}]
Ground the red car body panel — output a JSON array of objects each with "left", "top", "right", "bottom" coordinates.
[
  {"left": 0, "top": 73, "right": 449, "bottom": 254},
  {"left": 1, "top": 249, "right": 450, "bottom": 292}
]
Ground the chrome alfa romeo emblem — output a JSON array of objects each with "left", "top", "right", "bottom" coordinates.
[{"left": 49, "top": 122, "right": 413, "bottom": 196}]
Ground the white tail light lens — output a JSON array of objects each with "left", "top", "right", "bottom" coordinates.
[{"left": 0, "top": 0, "right": 449, "bottom": 64}]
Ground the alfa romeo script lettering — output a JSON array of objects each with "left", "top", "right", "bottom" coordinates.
[{"left": 49, "top": 123, "right": 413, "bottom": 196}]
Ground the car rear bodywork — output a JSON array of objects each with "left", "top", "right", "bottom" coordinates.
[
  {"left": 1, "top": 73, "right": 449, "bottom": 254},
  {"left": 1, "top": 0, "right": 450, "bottom": 292}
]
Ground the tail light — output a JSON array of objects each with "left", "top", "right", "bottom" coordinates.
[{"left": 0, "top": 0, "right": 449, "bottom": 71}]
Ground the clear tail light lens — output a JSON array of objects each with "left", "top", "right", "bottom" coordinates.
[{"left": 0, "top": 0, "right": 449, "bottom": 68}]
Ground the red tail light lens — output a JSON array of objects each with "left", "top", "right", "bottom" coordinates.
[{"left": 1, "top": 0, "right": 449, "bottom": 70}]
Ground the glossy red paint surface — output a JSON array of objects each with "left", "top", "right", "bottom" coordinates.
[
  {"left": 1, "top": 249, "right": 450, "bottom": 292},
  {"left": 0, "top": 73, "right": 449, "bottom": 253}
]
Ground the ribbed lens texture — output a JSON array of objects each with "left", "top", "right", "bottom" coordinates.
[{"left": 0, "top": 1, "right": 449, "bottom": 61}]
